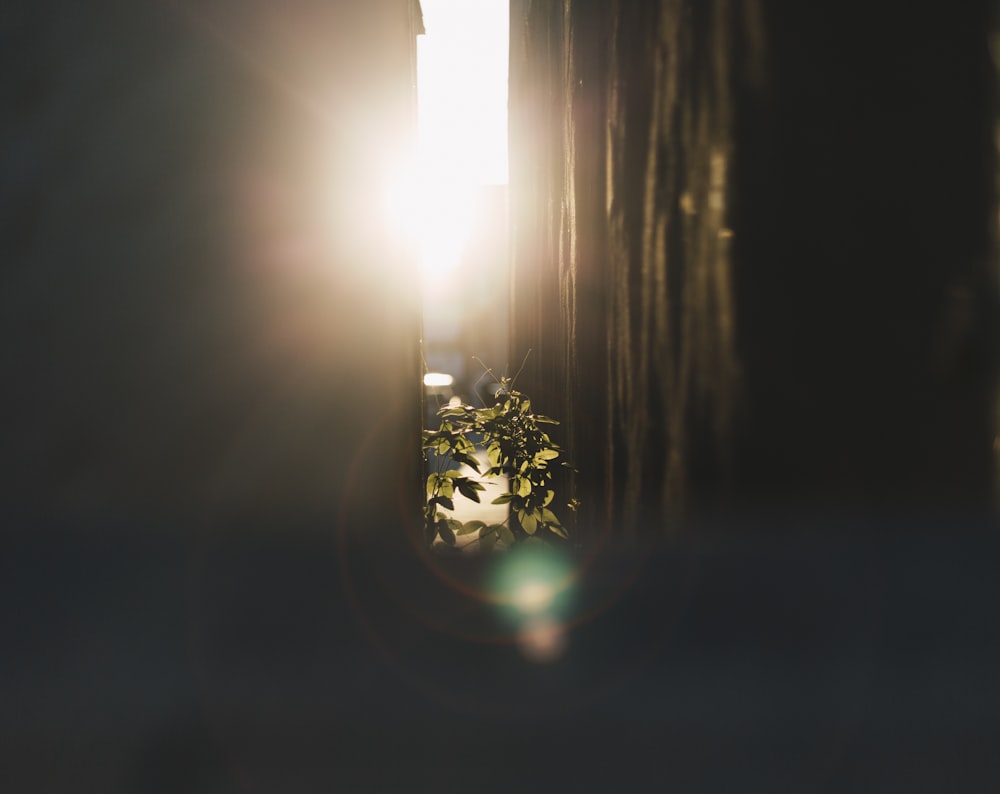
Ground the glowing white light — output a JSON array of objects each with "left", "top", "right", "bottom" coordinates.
[
  {"left": 423, "top": 372, "right": 455, "bottom": 387},
  {"left": 379, "top": 0, "right": 509, "bottom": 294},
  {"left": 417, "top": 0, "right": 509, "bottom": 187},
  {"left": 377, "top": 1, "right": 507, "bottom": 298},
  {"left": 512, "top": 580, "right": 555, "bottom": 614},
  {"left": 384, "top": 163, "right": 475, "bottom": 289},
  {"left": 489, "top": 545, "right": 575, "bottom": 622},
  {"left": 488, "top": 546, "right": 575, "bottom": 663}
]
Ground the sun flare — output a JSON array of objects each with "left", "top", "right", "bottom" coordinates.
[
  {"left": 384, "top": 162, "right": 476, "bottom": 289},
  {"left": 386, "top": 0, "right": 508, "bottom": 294}
]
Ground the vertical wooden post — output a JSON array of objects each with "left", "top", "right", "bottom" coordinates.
[{"left": 508, "top": 0, "right": 998, "bottom": 536}]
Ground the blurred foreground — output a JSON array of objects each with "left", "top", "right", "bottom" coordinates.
[{"left": 5, "top": 518, "right": 999, "bottom": 792}]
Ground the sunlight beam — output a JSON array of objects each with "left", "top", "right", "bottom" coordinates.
[{"left": 384, "top": 1, "right": 508, "bottom": 295}]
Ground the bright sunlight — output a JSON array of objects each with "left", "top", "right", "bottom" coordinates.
[{"left": 387, "top": 0, "right": 509, "bottom": 293}]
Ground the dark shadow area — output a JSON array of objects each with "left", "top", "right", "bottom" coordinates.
[
  {"left": 3, "top": 1, "right": 1000, "bottom": 790},
  {"left": 5, "top": 523, "right": 1000, "bottom": 791}
]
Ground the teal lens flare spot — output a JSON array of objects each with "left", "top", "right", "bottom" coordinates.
[{"left": 488, "top": 544, "right": 575, "bottom": 624}]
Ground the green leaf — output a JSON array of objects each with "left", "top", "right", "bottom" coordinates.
[
  {"left": 454, "top": 453, "right": 482, "bottom": 474},
  {"left": 519, "top": 510, "right": 538, "bottom": 535},
  {"left": 423, "top": 368, "right": 575, "bottom": 552},
  {"left": 457, "top": 520, "right": 486, "bottom": 536},
  {"left": 437, "top": 519, "right": 456, "bottom": 546},
  {"left": 547, "top": 523, "right": 569, "bottom": 540},
  {"left": 487, "top": 443, "right": 502, "bottom": 467},
  {"left": 456, "top": 479, "right": 482, "bottom": 503},
  {"left": 434, "top": 496, "right": 455, "bottom": 511},
  {"left": 480, "top": 530, "right": 498, "bottom": 554},
  {"left": 480, "top": 524, "right": 498, "bottom": 538}
]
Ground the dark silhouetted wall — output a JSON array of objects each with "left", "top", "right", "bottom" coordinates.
[
  {"left": 1, "top": 0, "right": 424, "bottom": 537},
  {"left": 509, "top": 0, "right": 998, "bottom": 537}
]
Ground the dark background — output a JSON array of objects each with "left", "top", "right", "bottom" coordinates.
[{"left": 3, "top": 1, "right": 1000, "bottom": 791}]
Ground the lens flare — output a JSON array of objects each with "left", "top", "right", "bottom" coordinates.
[
  {"left": 518, "top": 616, "right": 567, "bottom": 664},
  {"left": 382, "top": 162, "right": 475, "bottom": 293},
  {"left": 512, "top": 580, "right": 555, "bottom": 614},
  {"left": 488, "top": 544, "right": 576, "bottom": 663},
  {"left": 380, "top": 0, "right": 509, "bottom": 297},
  {"left": 490, "top": 545, "right": 574, "bottom": 616}
]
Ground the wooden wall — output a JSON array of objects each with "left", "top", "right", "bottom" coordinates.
[{"left": 509, "top": 0, "right": 998, "bottom": 538}]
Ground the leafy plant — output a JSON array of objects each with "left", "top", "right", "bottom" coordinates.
[{"left": 421, "top": 365, "right": 575, "bottom": 552}]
